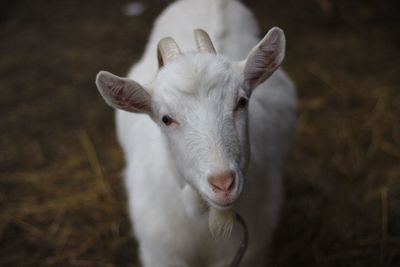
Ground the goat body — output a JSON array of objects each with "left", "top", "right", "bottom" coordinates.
[{"left": 96, "top": 0, "right": 297, "bottom": 266}]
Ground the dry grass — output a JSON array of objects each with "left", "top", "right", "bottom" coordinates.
[{"left": 0, "top": 0, "right": 399, "bottom": 266}]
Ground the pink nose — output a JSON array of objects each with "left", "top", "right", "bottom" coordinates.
[{"left": 208, "top": 171, "right": 235, "bottom": 193}]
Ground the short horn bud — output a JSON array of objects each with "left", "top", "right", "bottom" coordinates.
[
  {"left": 194, "top": 29, "right": 216, "bottom": 54},
  {"left": 157, "top": 37, "right": 181, "bottom": 68}
]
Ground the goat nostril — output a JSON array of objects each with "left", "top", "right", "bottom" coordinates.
[{"left": 208, "top": 171, "right": 235, "bottom": 193}]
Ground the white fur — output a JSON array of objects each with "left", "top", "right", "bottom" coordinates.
[{"left": 108, "top": 0, "right": 297, "bottom": 266}]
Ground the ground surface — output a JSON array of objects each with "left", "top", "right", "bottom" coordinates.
[{"left": 1, "top": 0, "right": 399, "bottom": 266}]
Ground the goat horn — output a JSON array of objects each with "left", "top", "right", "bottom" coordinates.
[
  {"left": 157, "top": 37, "right": 181, "bottom": 68},
  {"left": 194, "top": 29, "right": 216, "bottom": 54}
]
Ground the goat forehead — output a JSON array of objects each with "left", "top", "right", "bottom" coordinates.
[{"left": 155, "top": 53, "right": 240, "bottom": 96}]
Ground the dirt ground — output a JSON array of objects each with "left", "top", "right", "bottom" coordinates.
[{"left": 1, "top": 0, "right": 399, "bottom": 266}]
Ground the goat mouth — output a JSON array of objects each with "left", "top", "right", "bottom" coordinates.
[{"left": 205, "top": 196, "right": 236, "bottom": 210}]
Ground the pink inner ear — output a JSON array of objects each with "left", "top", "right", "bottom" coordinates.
[
  {"left": 260, "top": 50, "right": 278, "bottom": 70},
  {"left": 114, "top": 79, "right": 152, "bottom": 114},
  {"left": 243, "top": 27, "right": 285, "bottom": 91},
  {"left": 244, "top": 48, "right": 281, "bottom": 90},
  {"left": 96, "top": 71, "right": 152, "bottom": 114},
  {"left": 109, "top": 79, "right": 137, "bottom": 109}
]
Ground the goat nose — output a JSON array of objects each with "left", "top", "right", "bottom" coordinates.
[{"left": 208, "top": 171, "right": 235, "bottom": 193}]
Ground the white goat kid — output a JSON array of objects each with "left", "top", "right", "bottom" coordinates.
[{"left": 95, "top": 0, "right": 296, "bottom": 266}]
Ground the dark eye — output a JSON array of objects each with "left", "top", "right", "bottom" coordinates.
[
  {"left": 236, "top": 97, "right": 248, "bottom": 110},
  {"left": 161, "top": 115, "right": 174, "bottom": 125}
]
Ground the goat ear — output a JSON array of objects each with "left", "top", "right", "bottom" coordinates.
[
  {"left": 95, "top": 71, "right": 152, "bottom": 114},
  {"left": 242, "top": 27, "right": 286, "bottom": 91}
]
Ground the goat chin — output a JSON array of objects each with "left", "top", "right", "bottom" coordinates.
[{"left": 209, "top": 207, "right": 235, "bottom": 238}]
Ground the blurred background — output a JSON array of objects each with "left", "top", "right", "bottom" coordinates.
[{"left": 1, "top": 0, "right": 399, "bottom": 266}]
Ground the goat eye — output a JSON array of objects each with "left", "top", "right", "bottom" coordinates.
[
  {"left": 161, "top": 115, "right": 173, "bottom": 125},
  {"left": 236, "top": 97, "right": 248, "bottom": 110}
]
